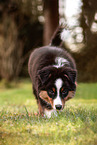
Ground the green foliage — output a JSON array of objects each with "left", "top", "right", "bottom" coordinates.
[{"left": 0, "top": 80, "right": 97, "bottom": 145}]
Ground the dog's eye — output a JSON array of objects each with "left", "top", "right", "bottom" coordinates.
[
  {"left": 47, "top": 89, "right": 55, "bottom": 99},
  {"left": 61, "top": 88, "right": 68, "bottom": 98},
  {"left": 48, "top": 90, "right": 55, "bottom": 95}
]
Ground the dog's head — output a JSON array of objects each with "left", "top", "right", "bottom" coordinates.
[{"left": 38, "top": 66, "right": 77, "bottom": 110}]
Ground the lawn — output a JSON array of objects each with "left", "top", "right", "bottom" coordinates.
[{"left": 0, "top": 79, "right": 97, "bottom": 145}]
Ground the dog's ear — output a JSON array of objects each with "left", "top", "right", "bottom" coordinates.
[
  {"left": 67, "top": 69, "right": 77, "bottom": 83},
  {"left": 62, "top": 67, "right": 77, "bottom": 84},
  {"left": 38, "top": 67, "right": 53, "bottom": 84}
]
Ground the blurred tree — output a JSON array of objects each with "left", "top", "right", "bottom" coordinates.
[
  {"left": 74, "top": 0, "right": 97, "bottom": 82},
  {"left": 0, "top": 0, "right": 97, "bottom": 82},
  {"left": 43, "top": 0, "right": 59, "bottom": 45},
  {"left": 0, "top": 0, "right": 20, "bottom": 80},
  {"left": 0, "top": 0, "right": 43, "bottom": 81}
]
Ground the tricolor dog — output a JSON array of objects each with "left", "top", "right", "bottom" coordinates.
[{"left": 28, "top": 27, "right": 77, "bottom": 118}]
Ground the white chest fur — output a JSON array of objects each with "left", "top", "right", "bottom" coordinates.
[{"left": 44, "top": 109, "right": 57, "bottom": 118}]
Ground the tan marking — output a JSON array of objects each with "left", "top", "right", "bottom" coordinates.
[
  {"left": 61, "top": 87, "right": 64, "bottom": 92},
  {"left": 67, "top": 91, "right": 75, "bottom": 100},
  {"left": 39, "top": 91, "right": 75, "bottom": 110},
  {"left": 38, "top": 98, "right": 44, "bottom": 116},
  {"left": 39, "top": 91, "right": 50, "bottom": 103},
  {"left": 61, "top": 91, "right": 75, "bottom": 108},
  {"left": 49, "top": 98, "right": 53, "bottom": 107},
  {"left": 62, "top": 99, "right": 65, "bottom": 108},
  {"left": 39, "top": 91, "right": 53, "bottom": 107},
  {"left": 52, "top": 87, "right": 55, "bottom": 93}
]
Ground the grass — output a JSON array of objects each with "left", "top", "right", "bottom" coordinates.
[{"left": 0, "top": 79, "right": 97, "bottom": 145}]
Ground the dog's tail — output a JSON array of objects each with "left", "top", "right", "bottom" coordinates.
[{"left": 50, "top": 26, "right": 70, "bottom": 47}]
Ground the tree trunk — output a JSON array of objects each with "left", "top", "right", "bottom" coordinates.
[
  {"left": 0, "top": 16, "right": 23, "bottom": 81},
  {"left": 43, "top": 0, "right": 59, "bottom": 45}
]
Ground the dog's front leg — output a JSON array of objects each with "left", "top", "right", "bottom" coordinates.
[{"left": 37, "top": 98, "right": 44, "bottom": 116}]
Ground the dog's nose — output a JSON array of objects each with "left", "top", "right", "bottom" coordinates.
[{"left": 55, "top": 105, "right": 62, "bottom": 110}]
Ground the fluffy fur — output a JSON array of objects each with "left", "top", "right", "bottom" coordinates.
[{"left": 28, "top": 27, "right": 77, "bottom": 117}]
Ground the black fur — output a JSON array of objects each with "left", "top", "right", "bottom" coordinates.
[{"left": 28, "top": 46, "right": 77, "bottom": 115}]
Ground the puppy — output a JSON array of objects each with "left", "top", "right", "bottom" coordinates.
[{"left": 28, "top": 27, "right": 77, "bottom": 118}]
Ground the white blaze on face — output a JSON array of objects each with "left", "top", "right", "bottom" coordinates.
[{"left": 53, "top": 78, "right": 63, "bottom": 109}]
